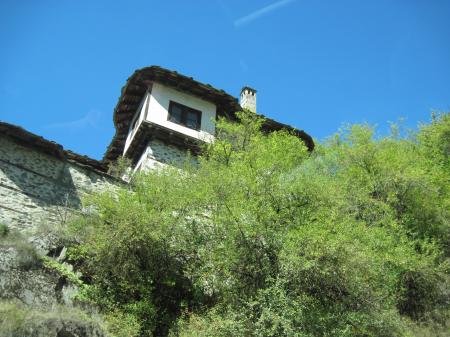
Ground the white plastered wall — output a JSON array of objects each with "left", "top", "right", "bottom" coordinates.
[
  {"left": 124, "top": 83, "right": 217, "bottom": 156},
  {"left": 146, "top": 83, "right": 216, "bottom": 141},
  {"left": 124, "top": 92, "right": 151, "bottom": 154}
]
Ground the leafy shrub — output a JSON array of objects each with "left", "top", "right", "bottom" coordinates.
[
  {"left": 70, "top": 111, "right": 449, "bottom": 336},
  {"left": 0, "top": 300, "right": 107, "bottom": 337}
]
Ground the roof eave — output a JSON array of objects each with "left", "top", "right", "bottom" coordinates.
[{"left": 102, "top": 66, "right": 314, "bottom": 163}]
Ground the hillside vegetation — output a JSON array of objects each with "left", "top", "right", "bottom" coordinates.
[{"left": 69, "top": 112, "right": 449, "bottom": 337}]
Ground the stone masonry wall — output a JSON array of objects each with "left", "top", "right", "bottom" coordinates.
[
  {"left": 0, "top": 136, "right": 120, "bottom": 234},
  {"left": 138, "top": 139, "right": 197, "bottom": 171}
]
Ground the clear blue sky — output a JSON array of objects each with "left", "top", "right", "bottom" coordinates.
[{"left": 1, "top": 0, "right": 449, "bottom": 160}]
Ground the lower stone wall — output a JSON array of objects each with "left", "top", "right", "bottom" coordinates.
[
  {"left": 0, "top": 125, "right": 119, "bottom": 336},
  {"left": 0, "top": 136, "right": 120, "bottom": 233},
  {"left": 137, "top": 139, "right": 197, "bottom": 171}
]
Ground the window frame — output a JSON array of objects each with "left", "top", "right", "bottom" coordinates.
[{"left": 168, "top": 101, "right": 202, "bottom": 131}]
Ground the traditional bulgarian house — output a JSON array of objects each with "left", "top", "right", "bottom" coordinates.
[
  {"left": 102, "top": 66, "right": 314, "bottom": 172},
  {"left": 0, "top": 66, "right": 313, "bottom": 231},
  {"left": 0, "top": 66, "right": 315, "bottom": 313}
]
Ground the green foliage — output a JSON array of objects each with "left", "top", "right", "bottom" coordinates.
[
  {"left": 0, "top": 301, "right": 27, "bottom": 336},
  {"left": 41, "top": 256, "right": 84, "bottom": 286},
  {"left": 102, "top": 309, "right": 141, "bottom": 337},
  {"left": 0, "top": 223, "right": 9, "bottom": 237},
  {"left": 108, "top": 156, "right": 132, "bottom": 179},
  {"left": 0, "top": 300, "right": 107, "bottom": 337},
  {"left": 70, "top": 111, "right": 450, "bottom": 336},
  {"left": 0, "top": 226, "right": 41, "bottom": 270}
]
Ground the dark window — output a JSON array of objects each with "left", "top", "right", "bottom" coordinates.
[{"left": 168, "top": 101, "right": 202, "bottom": 130}]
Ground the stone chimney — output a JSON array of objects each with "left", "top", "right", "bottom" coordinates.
[{"left": 240, "top": 86, "right": 257, "bottom": 113}]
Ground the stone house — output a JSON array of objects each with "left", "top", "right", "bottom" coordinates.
[
  {"left": 0, "top": 66, "right": 313, "bottom": 232},
  {"left": 104, "top": 66, "right": 314, "bottom": 172},
  {"left": 0, "top": 66, "right": 314, "bottom": 335}
]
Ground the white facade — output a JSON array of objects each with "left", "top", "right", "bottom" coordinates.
[
  {"left": 124, "top": 82, "right": 217, "bottom": 155},
  {"left": 124, "top": 92, "right": 150, "bottom": 153},
  {"left": 240, "top": 87, "right": 257, "bottom": 113}
]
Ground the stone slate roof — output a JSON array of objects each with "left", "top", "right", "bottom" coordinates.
[
  {"left": 0, "top": 121, "right": 111, "bottom": 175},
  {"left": 102, "top": 66, "right": 314, "bottom": 163}
]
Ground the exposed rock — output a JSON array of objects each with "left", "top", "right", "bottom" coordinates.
[
  {"left": 0, "top": 128, "right": 120, "bottom": 337},
  {"left": 0, "top": 234, "right": 67, "bottom": 307}
]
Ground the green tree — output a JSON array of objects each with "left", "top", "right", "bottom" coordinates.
[{"left": 70, "top": 111, "right": 449, "bottom": 337}]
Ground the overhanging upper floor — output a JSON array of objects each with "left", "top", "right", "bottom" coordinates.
[{"left": 102, "top": 66, "right": 314, "bottom": 165}]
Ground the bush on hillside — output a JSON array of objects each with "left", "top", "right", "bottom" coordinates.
[{"left": 69, "top": 111, "right": 450, "bottom": 337}]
